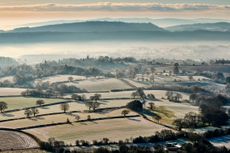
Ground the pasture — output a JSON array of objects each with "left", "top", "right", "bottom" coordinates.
[
  {"left": 0, "top": 76, "right": 14, "bottom": 83},
  {"left": 65, "top": 78, "right": 133, "bottom": 92},
  {"left": 36, "top": 75, "right": 86, "bottom": 84},
  {"left": 0, "top": 80, "right": 198, "bottom": 145},
  {"left": 26, "top": 117, "right": 169, "bottom": 143},
  {"left": 0, "top": 88, "right": 26, "bottom": 96},
  {"left": 0, "top": 97, "right": 65, "bottom": 110}
]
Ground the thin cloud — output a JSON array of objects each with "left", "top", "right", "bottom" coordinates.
[{"left": 0, "top": 2, "right": 229, "bottom": 12}]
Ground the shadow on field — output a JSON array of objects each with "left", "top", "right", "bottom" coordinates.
[
  {"left": 41, "top": 106, "right": 49, "bottom": 109},
  {"left": 142, "top": 109, "right": 156, "bottom": 116},
  {"left": 2, "top": 113, "right": 14, "bottom": 117},
  {"left": 29, "top": 116, "right": 45, "bottom": 121},
  {"left": 128, "top": 118, "right": 141, "bottom": 122}
]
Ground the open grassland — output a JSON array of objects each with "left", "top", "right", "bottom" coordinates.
[
  {"left": 65, "top": 89, "right": 190, "bottom": 100},
  {"left": 143, "top": 90, "right": 197, "bottom": 124},
  {"left": 26, "top": 117, "right": 169, "bottom": 143},
  {"left": 0, "top": 130, "right": 39, "bottom": 150},
  {"left": 153, "top": 101, "right": 198, "bottom": 119},
  {"left": 0, "top": 88, "right": 26, "bottom": 96},
  {"left": 0, "top": 88, "right": 197, "bottom": 144},
  {"left": 66, "top": 78, "right": 132, "bottom": 92},
  {"left": 0, "top": 108, "right": 137, "bottom": 129},
  {"left": 64, "top": 91, "right": 134, "bottom": 99},
  {"left": 1, "top": 149, "right": 46, "bottom": 153},
  {"left": 0, "top": 99, "right": 131, "bottom": 121},
  {"left": 0, "top": 90, "right": 195, "bottom": 125},
  {"left": 153, "top": 75, "right": 210, "bottom": 84},
  {"left": 36, "top": 75, "right": 86, "bottom": 84},
  {"left": 0, "top": 76, "right": 14, "bottom": 83},
  {"left": 0, "top": 97, "right": 65, "bottom": 110},
  {"left": 122, "top": 79, "right": 150, "bottom": 88}
]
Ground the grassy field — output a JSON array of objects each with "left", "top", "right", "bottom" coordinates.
[
  {"left": 1, "top": 149, "right": 46, "bottom": 153},
  {"left": 0, "top": 76, "right": 14, "bottom": 83},
  {"left": 0, "top": 97, "right": 65, "bottom": 110},
  {"left": 36, "top": 75, "right": 86, "bottom": 84},
  {"left": 0, "top": 88, "right": 26, "bottom": 96},
  {"left": 0, "top": 99, "right": 131, "bottom": 121},
  {"left": 65, "top": 89, "right": 190, "bottom": 100},
  {"left": 0, "top": 88, "right": 197, "bottom": 144},
  {"left": 150, "top": 75, "right": 211, "bottom": 84},
  {"left": 0, "top": 108, "right": 137, "bottom": 129},
  {"left": 66, "top": 78, "right": 132, "bottom": 92},
  {"left": 26, "top": 117, "right": 169, "bottom": 143}
]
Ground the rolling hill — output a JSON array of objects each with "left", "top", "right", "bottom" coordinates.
[
  {"left": 166, "top": 22, "right": 230, "bottom": 32},
  {"left": 0, "top": 21, "right": 229, "bottom": 43},
  {"left": 11, "top": 21, "right": 165, "bottom": 33}
]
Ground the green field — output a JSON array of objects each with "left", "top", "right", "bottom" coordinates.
[{"left": 0, "top": 97, "right": 65, "bottom": 110}]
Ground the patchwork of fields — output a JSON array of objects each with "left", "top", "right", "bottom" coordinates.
[{"left": 0, "top": 75, "right": 208, "bottom": 150}]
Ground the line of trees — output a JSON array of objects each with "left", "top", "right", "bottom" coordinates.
[
  {"left": 174, "top": 95, "right": 229, "bottom": 129},
  {"left": 41, "top": 129, "right": 230, "bottom": 153},
  {"left": 166, "top": 91, "right": 183, "bottom": 102},
  {"left": 24, "top": 108, "right": 39, "bottom": 118}
]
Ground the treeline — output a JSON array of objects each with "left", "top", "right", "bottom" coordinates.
[
  {"left": 0, "top": 57, "right": 18, "bottom": 69},
  {"left": 215, "top": 59, "right": 230, "bottom": 65},
  {"left": 60, "top": 56, "right": 137, "bottom": 68},
  {"left": 40, "top": 129, "right": 230, "bottom": 153},
  {"left": 173, "top": 94, "right": 230, "bottom": 130},
  {"left": 22, "top": 84, "right": 87, "bottom": 98},
  {"left": 0, "top": 62, "right": 104, "bottom": 87}
]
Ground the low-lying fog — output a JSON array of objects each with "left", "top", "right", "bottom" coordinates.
[{"left": 1, "top": 41, "right": 230, "bottom": 63}]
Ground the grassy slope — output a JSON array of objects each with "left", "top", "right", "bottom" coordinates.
[
  {"left": 26, "top": 117, "right": 169, "bottom": 143},
  {"left": 0, "top": 97, "right": 65, "bottom": 110}
]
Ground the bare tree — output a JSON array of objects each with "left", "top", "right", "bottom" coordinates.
[
  {"left": 60, "top": 103, "right": 70, "bottom": 113},
  {"left": 0, "top": 102, "right": 8, "bottom": 113},
  {"left": 36, "top": 99, "right": 45, "bottom": 106},
  {"left": 166, "top": 91, "right": 173, "bottom": 100},
  {"left": 68, "top": 76, "right": 74, "bottom": 82},
  {"left": 149, "top": 102, "right": 155, "bottom": 110},
  {"left": 173, "top": 63, "right": 180, "bottom": 74},
  {"left": 31, "top": 108, "right": 39, "bottom": 117},
  {"left": 153, "top": 115, "right": 161, "bottom": 123},
  {"left": 24, "top": 108, "right": 32, "bottom": 118},
  {"left": 121, "top": 109, "right": 130, "bottom": 117},
  {"left": 75, "top": 114, "right": 80, "bottom": 121},
  {"left": 85, "top": 101, "right": 100, "bottom": 112},
  {"left": 131, "top": 92, "right": 138, "bottom": 99}
]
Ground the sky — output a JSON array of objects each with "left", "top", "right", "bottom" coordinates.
[{"left": 0, "top": 0, "right": 229, "bottom": 29}]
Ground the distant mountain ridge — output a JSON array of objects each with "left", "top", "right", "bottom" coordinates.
[
  {"left": 0, "top": 21, "right": 229, "bottom": 43},
  {"left": 166, "top": 22, "right": 230, "bottom": 32},
  {"left": 11, "top": 21, "right": 165, "bottom": 33}
]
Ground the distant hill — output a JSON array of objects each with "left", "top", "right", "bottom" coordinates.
[
  {"left": 11, "top": 21, "right": 165, "bottom": 33},
  {"left": 94, "top": 18, "right": 230, "bottom": 27},
  {"left": 166, "top": 22, "right": 230, "bottom": 32},
  {"left": 0, "top": 21, "right": 229, "bottom": 43}
]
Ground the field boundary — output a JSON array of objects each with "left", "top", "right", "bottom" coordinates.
[
  {"left": 4, "top": 100, "right": 73, "bottom": 113},
  {"left": 17, "top": 115, "right": 140, "bottom": 130},
  {"left": 118, "top": 78, "right": 137, "bottom": 89},
  {"left": 0, "top": 110, "right": 81, "bottom": 123}
]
